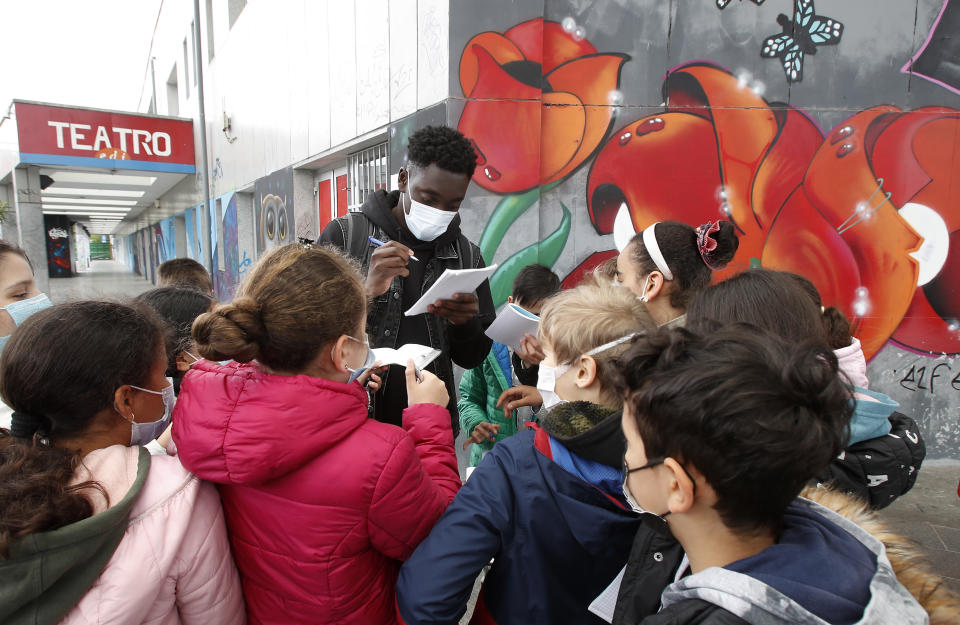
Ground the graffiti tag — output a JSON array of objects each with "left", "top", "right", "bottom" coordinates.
[
  {"left": 238, "top": 251, "right": 252, "bottom": 275},
  {"left": 896, "top": 363, "right": 960, "bottom": 393}
]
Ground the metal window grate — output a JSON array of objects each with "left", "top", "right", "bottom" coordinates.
[{"left": 347, "top": 142, "right": 389, "bottom": 211}]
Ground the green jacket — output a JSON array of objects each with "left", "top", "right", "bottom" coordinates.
[
  {"left": 0, "top": 447, "right": 150, "bottom": 625},
  {"left": 458, "top": 342, "right": 519, "bottom": 466}
]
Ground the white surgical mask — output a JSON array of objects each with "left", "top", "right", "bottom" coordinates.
[
  {"left": 638, "top": 274, "right": 651, "bottom": 303},
  {"left": 536, "top": 362, "right": 571, "bottom": 410},
  {"left": 404, "top": 191, "right": 457, "bottom": 241},
  {"left": 123, "top": 379, "right": 176, "bottom": 446}
]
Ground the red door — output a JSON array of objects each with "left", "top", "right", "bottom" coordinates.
[
  {"left": 336, "top": 174, "right": 348, "bottom": 217},
  {"left": 317, "top": 179, "right": 332, "bottom": 231}
]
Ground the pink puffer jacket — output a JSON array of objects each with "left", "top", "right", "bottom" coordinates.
[
  {"left": 172, "top": 361, "right": 460, "bottom": 625},
  {"left": 64, "top": 446, "right": 245, "bottom": 625}
]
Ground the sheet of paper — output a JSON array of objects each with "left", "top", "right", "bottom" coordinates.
[
  {"left": 404, "top": 264, "right": 498, "bottom": 317},
  {"left": 588, "top": 565, "right": 625, "bottom": 624},
  {"left": 485, "top": 303, "right": 540, "bottom": 350},
  {"left": 372, "top": 343, "right": 441, "bottom": 369}
]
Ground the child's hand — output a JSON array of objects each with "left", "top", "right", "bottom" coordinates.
[
  {"left": 516, "top": 333, "right": 546, "bottom": 366},
  {"left": 497, "top": 385, "right": 543, "bottom": 419},
  {"left": 357, "top": 363, "right": 387, "bottom": 391},
  {"left": 463, "top": 422, "right": 500, "bottom": 449},
  {"left": 406, "top": 359, "right": 449, "bottom": 407}
]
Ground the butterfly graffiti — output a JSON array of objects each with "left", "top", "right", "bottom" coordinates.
[
  {"left": 761, "top": 0, "right": 843, "bottom": 82},
  {"left": 716, "top": 0, "right": 764, "bottom": 9}
]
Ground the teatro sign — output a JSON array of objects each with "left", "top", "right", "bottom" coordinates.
[{"left": 14, "top": 101, "right": 195, "bottom": 174}]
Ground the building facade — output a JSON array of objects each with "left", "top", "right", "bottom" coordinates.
[{"left": 2, "top": 0, "right": 958, "bottom": 459}]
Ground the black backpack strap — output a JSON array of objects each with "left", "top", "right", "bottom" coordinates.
[{"left": 342, "top": 211, "right": 378, "bottom": 270}]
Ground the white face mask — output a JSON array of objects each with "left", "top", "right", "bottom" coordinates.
[
  {"left": 404, "top": 190, "right": 457, "bottom": 241},
  {"left": 536, "top": 362, "right": 571, "bottom": 410},
  {"left": 638, "top": 274, "right": 651, "bottom": 303}
]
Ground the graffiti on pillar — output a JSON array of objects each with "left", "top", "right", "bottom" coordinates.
[
  {"left": 254, "top": 167, "right": 295, "bottom": 256},
  {"left": 760, "top": 0, "right": 844, "bottom": 83},
  {"left": 211, "top": 191, "right": 241, "bottom": 301},
  {"left": 45, "top": 221, "right": 71, "bottom": 278},
  {"left": 902, "top": 0, "right": 960, "bottom": 96}
]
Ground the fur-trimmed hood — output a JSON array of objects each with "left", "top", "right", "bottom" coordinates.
[{"left": 802, "top": 486, "right": 960, "bottom": 625}]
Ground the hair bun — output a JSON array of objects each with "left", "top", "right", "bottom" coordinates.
[
  {"left": 701, "top": 220, "right": 739, "bottom": 268},
  {"left": 191, "top": 296, "right": 264, "bottom": 363}
]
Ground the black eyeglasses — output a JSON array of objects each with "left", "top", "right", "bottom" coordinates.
[{"left": 623, "top": 454, "right": 698, "bottom": 495}]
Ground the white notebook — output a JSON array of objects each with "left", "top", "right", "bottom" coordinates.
[
  {"left": 404, "top": 265, "right": 498, "bottom": 317},
  {"left": 485, "top": 303, "right": 540, "bottom": 350},
  {"left": 372, "top": 343, "right": 441, "bottom": 370}
]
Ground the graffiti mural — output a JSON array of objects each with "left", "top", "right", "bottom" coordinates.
[
  {"left": 254, "top": 167, "right": 295, "bottom": 255},
  {"left": 903, "top": 0, "right": 960, "bottom": 95},
  {"left": 44, "top": 216, "right": 72, "bottom": 278},
  {"left": 760, "top": 0, "right": 843, "bottom": 83},
  {"left": 448, "top": 0, "right": 960, "bottom": 457},
  {"left": 211, "top": 191, "right": 242, "bottom": 301}
]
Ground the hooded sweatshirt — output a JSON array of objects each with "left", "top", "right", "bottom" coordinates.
[
  {"left": 646, "top": 498, "right": 928, "bottom": 625},
  {"left": 0, "top": 445, "right": 244, "bottom": 625},
  {"left": 832, "top": 337, "right": 894, "bottom": 445}
]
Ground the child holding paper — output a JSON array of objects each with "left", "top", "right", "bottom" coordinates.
[
  {"left": 397, "top": 283, "right": 667, "bottom": 625},
  {"left": 172, "top": 243, "right": 460, "bottom": 625},
  {"left": 458, "top": 264, "right": 560, "bottom": 466}
]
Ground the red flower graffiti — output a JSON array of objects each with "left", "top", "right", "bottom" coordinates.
[
  {"left": 586, "top": 63, "right": 959, "bottom": 359},
  {"left": 458, "top": 18, "right": 628, "bottom": 194}
]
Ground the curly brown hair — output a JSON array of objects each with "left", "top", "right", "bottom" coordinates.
[{"left": 191, "top": 243, "right": 365, "bottom": 373}]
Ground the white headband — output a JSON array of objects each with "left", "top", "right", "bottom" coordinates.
[
  {"left": 586, "top": 332, "right": 643, "bottom": 357},
  {"left": 642, "top": 223, "right": 674, "bottom": 281}
]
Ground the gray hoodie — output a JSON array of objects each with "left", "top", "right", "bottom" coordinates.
[{"left": 657, "top": 498, "right": 928, "bottom": 625}]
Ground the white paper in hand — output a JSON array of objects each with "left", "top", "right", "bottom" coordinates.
[
  {"left": 485, "top": 303, "right": 540, "bottom": 350},
  {"left": 371, "top": 343, "right": 441, "bottom": 369},
  {"left": 404, "top": 264, "right": 498, "bottom": 317}
]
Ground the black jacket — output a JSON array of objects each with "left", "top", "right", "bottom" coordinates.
[
  {"left": 814, "top": 411, "right": 925, "bottom": 510},
  {"left": 318, "top": 190, "right": 495, "bottom": 432},
  {"left": 640, "top": 600, "right": 748, "bottom": 625},
  {"left": 611, "top": 516, "right": 685, "bottom": 625},
  {"left": 511, "top": 351, "right": 539, "bottom": 386}
]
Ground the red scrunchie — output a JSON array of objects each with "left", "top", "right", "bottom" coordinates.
[{"left": 695, "top": 221, "right": 723, "bottom": 268}]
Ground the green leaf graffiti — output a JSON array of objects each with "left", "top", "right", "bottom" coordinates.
[{"left": 488, "top": 203, "right": 572, "bottom": 307}]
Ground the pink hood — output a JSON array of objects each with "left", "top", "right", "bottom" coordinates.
[
  {"left": 835, "top": 337, "right": 870, "bottom": 390},
  {"left": 172, "top": 360, "right": 459, "bottom": 625}
]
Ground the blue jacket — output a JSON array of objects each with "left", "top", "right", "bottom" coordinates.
[{"left": 396, "top": 427, "right": 680, "bottom": 625}]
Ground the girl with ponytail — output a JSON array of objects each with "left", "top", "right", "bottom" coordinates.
[
  {"left": 172, "top": 243, "right": 460, "bottom": 625},
  {"left": 615, "top": 220, "right": 739, "bottom": 327},
  {"left": 0, "top": 301, "right": 243, "bottom": 624}
]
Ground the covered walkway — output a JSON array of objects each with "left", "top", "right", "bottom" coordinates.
[{"left": 48, "top": 258, "right": 152, "bottom": 303}]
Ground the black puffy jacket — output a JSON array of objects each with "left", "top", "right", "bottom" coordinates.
[{"left": 814, "top": 412, "right": 925, "bottom": 510}]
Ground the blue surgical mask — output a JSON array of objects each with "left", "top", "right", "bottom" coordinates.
[
  {"left": 335, "top": 335, "right": 376, "bottom": 384},
  {"left": 123, "top": 379, "right": 176, "bottom": 446},
  {"left": 0, "top": 293, "right": 53, "bottom": 352}
]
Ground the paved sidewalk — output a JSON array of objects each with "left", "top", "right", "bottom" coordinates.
[
  {"left": 876, "top": 461, "right": 960, "bottom": 592},
  {"left": 48, "top": 259, "right": 153, "bottom": 303}
]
